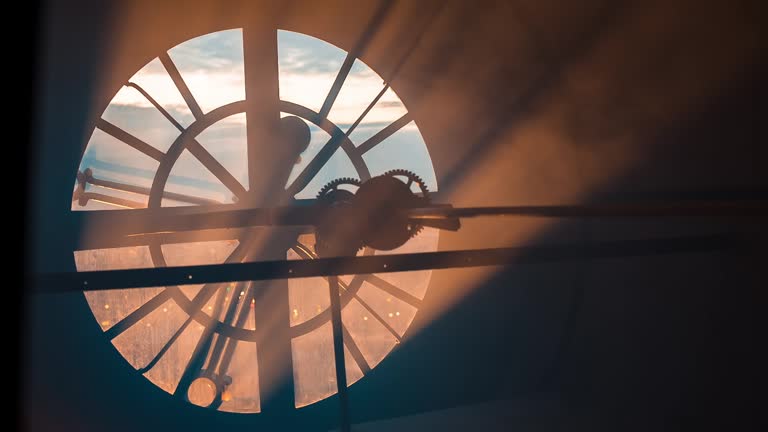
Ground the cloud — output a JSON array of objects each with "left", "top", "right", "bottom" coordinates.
[{"left": 83, "top": 29, "right": 436, "bottom": 203}]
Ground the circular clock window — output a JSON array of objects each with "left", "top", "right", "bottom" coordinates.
[{"left": 72, "top": 29, "right": 438, "bottom": 413}]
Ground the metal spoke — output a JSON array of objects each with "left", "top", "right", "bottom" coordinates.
[
  {"left": 159, "top": 53, "right": 204, "bottom": 120},
  {"left": 243, "top": 21, "right": 282, "bottom": 204},
  {"left": 104, "top": 289, "right": 173, "bottom": 340},
  {"left": 366, "top": 274, "right": 422, "bottom": 309},
  {"left": 136, "top": 283, "right": 219, "bottom": 374},
  {"left": 185, "top": 139, "right": 248, "bottom": 201},
  {"left": 349, "top": 293, "right": 402, "bottom": 342},
  {"left": 356, "top": 113, "right": 412, "bottom": 155},
  {"left": 317, "top": 0, "right": 395, "bottom": 122},
  {"left": 341, "top": 325, "right": 371, "bottom": 374},
  {"left": 96, "top": 119, "right": 164, "bottom": 161},
  {"left": 122, "top": 80, "right": 248, "bottom": 202},
  {"left": 329, "top": 276, "right": 350, "bottom": 432},
  {"left": 174, "top": 285, "right": 229, "bottom": 399},
  {"left": 205, "top": 281, "right": 250, "bottom": 373},
  {"left": 318, "top": 52, "right": 356, "bottom": 121},
  {"left": 215, "top": 283, "right": 256, "bottom": 376},
  {"left": 125, "top": 81, "right": 184, "bottom": 131}
]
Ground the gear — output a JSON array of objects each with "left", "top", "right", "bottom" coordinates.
[
  {"left": 353, "top": 169, "right": 430, "bottom": 250},
  {"left": 382, "top": 169, "right": 430, "bottom": 199},
  {"left": 314, "top": 177, "right": 363, "bottom": 257},
  {"left": 316, "top": 177, "right": 361, "bottom": 203},
  {"left": 381, "top": 169, "right": 430, "bottom": 239}
]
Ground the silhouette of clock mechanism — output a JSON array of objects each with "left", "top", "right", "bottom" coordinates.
[{"left": 36, "top": 18, "right": 764, "bottom": 431}]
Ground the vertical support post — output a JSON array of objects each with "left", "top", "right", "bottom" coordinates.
[{"left": 329, "top": 276, "right": 351, "bottom": 432}]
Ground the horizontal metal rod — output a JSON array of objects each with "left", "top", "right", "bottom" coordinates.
[
  {"left": 407, "top": 201, "right": 768, "bottom": 219},
  {"left": 81, "top": 171, "right": 222, "bottom": 206},
  {"left": 35, "top": 234, "right": 748, "bottom": 294},
  {"left": 75, "top": 200, "right": 767, "bottom": 240}
]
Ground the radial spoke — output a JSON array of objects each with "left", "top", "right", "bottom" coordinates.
[
  {"left": 137, "top": 281, "right": 229, "bottom": 374},
  {"left": 104, "top": 289, "right": 173, "bottom": 340},
  {"left": 125, "top": 81, "right": 184, "bottom": 131},
  {"left": 351, "top": 294, "right": 402, "bottom": 342},
  {"left": 365, "top": 274, "right": 422, "bottom": 308},
  {"left": 318, "top": 52, "right": 356, "bottom": 121},
  {"left": 159, "top": 53, "right": 204, "bottom": 121},
  {"left": 356, "top": 113, "right": 412, "bottom": 155},
  {"left": 243, "top": 21, "right": 282, "bottom": 203},
  {"left": 137, "top": 314, "right": 193, "bottom": 373},
  {"left": 96, "top": 119, "right": 164, "bottom": 161},
  {"left": 345, "top": 84, "right": 389, "bottom": 137},
  {"left": 317, "top": 0, "right": 394, "bottom": 122},
  {"left": 186, "top": 139, "right": 248, "bottom": 200},
  {"left": 341, "top": 325, "right": 371, "bottom": 374}
]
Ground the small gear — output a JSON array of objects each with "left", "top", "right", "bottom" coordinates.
[
  {"left": 316, "top": 177, "right": 361, "bottom": 203},
  {"left": 314, "top": 177, "right": 363, "bottom": 257}
]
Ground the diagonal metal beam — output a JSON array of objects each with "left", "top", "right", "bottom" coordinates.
[
  {"left": 159, "top": 52, "right": 204, "bottom": 120},
  {"left": 96, "top": 119, "right": 164, "bottom": 161},
  {"left": 355, "top": 113, "right": 412, "bottom": 155},
  {"left": 185, "top": 139, "right": 248, "bottom": 201},
  {"left": 317, "top": 0, "right": 396, "bottom": 121}
]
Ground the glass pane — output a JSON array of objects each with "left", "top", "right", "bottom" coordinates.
[
  {"left": 291, "top": 322, "right": 363, "bottom": 408},
  {"left": 362, "top": 120, "right": 438, "bottom": 192},
  {"left": 164, "top": 149, "right": 232, "bottom": 204},
  {"left": 75, "top": 247, "right": 164, "bottom": 330},
  {"left": 342, "top": 298, "right": 398, "bottom": 368},
  {"left": 327, "top": 58, "right": 408, "bottom": 135},
  {"left": 196, "top": 112, "right": 248, "bottom": 191},
  {"left": 278, "top": 30, "right": 347, "bottom": 113},
  {"left": 144, "top": 320, "right": 206, "bottom": 394},
  {"left": 73, "top": 128, "right": 160, "bottom": 211},
  {"left": 217, "top": 339, "right": 261, "bottom": 413},
  {"left": 374, "top": 227, "right": 439, "bottom": 300},
  {"left": 110, "top": 57, "right": 196, "bottom": 128},
  {"left": 167, "top": 29, "right": 245, "bottom": 114},
  {"left": 357, "top": 281, "right": 418, "bottom": 337},
  {"left": 112, "top": 299, "right": 187, "bottom": 369}
]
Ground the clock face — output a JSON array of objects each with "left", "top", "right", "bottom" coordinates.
[{"left": 72, "top": 29, "right": 439, "bottom": 413}]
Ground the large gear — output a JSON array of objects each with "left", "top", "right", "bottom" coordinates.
[
  {"left": 381, "top": 169, "right": 430, "bottom": 239},
  {"left": 382, "top": 169, "right": 430, "bottom": 199}
]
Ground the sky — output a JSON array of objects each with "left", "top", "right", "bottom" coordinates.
[{"left": 77, "top": 29, "right": 437, "bottom": 207}]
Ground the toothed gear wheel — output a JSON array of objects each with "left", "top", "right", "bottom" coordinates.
[
  {"left": 314, "top": 177, "right": 363, "bottom": 257},
  {"left": 382, "top": 169, "right": 430, "bottom": 238},
  {"left": 316, "top": 177, "right": 361, "bottom": 203},
  {"left": 353, "top": 169, "right": 430, "bottom": 250},
  {"left": 383, "top": 169, "right": 430, "bottom": 200}
]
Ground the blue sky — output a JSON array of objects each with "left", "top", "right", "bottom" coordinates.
[{"left": 77, "top": 29, "right": 436, "bottom": 207}]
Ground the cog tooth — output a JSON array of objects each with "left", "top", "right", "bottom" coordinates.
[
  {"left": 382, "top": 168, "right": 430, "bottom": 202},
  {"left": 316, "top": 177, "right": 362, "bottom": 199}
]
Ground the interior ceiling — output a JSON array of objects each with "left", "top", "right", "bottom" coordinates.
[{"left": 24, "top": 0, "right": 766, "bottom": 431}]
